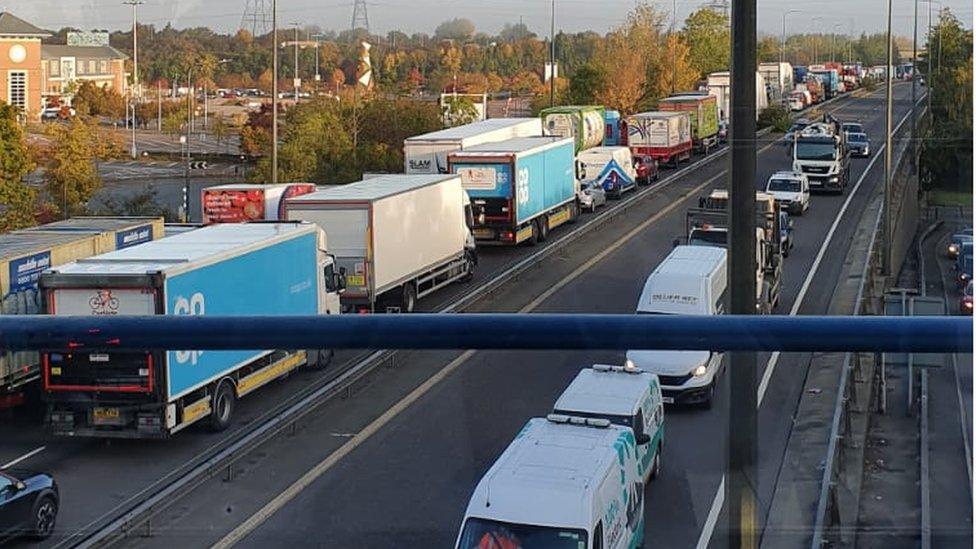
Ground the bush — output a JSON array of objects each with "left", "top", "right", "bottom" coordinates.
[
  {"left": 758, "top": 104, "right": 792, "bottom": 132},
  {"left": 860, "top": 76, "right": 878, "bottom": 92}
]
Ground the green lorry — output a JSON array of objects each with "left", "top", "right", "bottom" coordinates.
[{"left": 659, "top": 94, "right": 720, "bottom": 154}]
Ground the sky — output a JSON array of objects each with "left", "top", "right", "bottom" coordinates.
[{"left": 9, "top": 0, "right": 974, "bottom": 39}]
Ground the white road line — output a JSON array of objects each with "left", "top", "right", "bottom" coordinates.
[
  {"left": 214, "top": 129, "right": 779, "bottom": 549},
  {"left": 2, "top": 446, "right": 46, "bottom": 469},
  {"left": 696, "top": 476, "right": 725, "bottom": 549},
  {"left": 697, "top": 94, "right": 922, "bottom": 549}
]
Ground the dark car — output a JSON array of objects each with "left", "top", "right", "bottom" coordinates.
[
  {"left": 0, "top": 469, "right": 58, "bottom": 541},
  {"left": 847, "top": 132, "right": 871, "bottom": 157},
  {"left": 841, "top": 122, "right": 864, "bottom": 136}
]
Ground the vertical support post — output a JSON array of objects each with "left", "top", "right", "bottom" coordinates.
[
  {"left": 271, "top": 0, "right": 279, "bottom": 185},
  {"left": 912, "top": 0, "right": 919, "bottom": 170},
  {"left": 728, "top": 0, "right": 758, "bottom": 546},
  {"left": 156, "top": 80, "right": 161, "bottom": 132},
  {"left": 882, "top": 0, "right": 894, "bottom": 276},
  {"left": 549, "top": 0, "right": 555, "bottom": 108}
]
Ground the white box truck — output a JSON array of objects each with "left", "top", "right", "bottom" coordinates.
[
  {"left": 403, "top": 118, "right": 541, "bottom": 174},
  {"left": 705, "top": 71, "right": 769, "bottom": 121},
  {"left": 285, "top": 174, "right": 476, "bottom": 313},
  {"left": 454, "top": 415, "right": 646, "bottom": 549},
  {"left": 40, "top": 222, "right": 344, "bottom": 438}
]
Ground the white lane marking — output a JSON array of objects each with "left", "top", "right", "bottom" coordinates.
[
  {"left": 698, "top": 91, "right": 922, "bottom": 548},
  {"left": 213, "top": 130, "right": 779, "bottom": 549},
  {"left": 696, "top": 476, "right": 725, "bottom": 549},
  {"left": 2, "top": 446, "right": 46, "bottom": 469}
]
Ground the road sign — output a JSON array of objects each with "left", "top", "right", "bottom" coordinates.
[{"left": 188, "top": 161, "right": 208, "bottom": 170}]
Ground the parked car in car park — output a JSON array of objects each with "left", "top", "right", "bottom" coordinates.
[{"left": 0, "top": 469, "right": 59, "bottom": 541}]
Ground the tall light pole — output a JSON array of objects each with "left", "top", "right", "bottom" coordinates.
[
  {"left": 911, "top": 0, "right": 919, "bottom": 170},
  {"left": 183, "top": 66, "right": 193, "bottom": 223},
  {"left": 124, "top": 0, "right": 143, "bottom": 159},
  {"left": 271, "top": 0, "right": 278, "bottom": 185},
  {"left": 548, "top": 0, "right": 555, "bottom": 108},
  {"left": 831, "top": 24, "right": 842, "bottom": 63},
  {"left": 671, "top": 0, "right": 677, "bottom": 94},
  {"left": 291, "top": 22, "right": 301, "bottom": 100},
  {"left": 313, "top": 33, "right": 326, "bottom": 84},
  {"left": 780, "top": 9, "right": 800, "bottom": 66},
  {"left": 812, "top": 17, "right": 825, "bottom": 64},
  {"left": 883, "top": 0, "right": 893, "bottom": 276}
]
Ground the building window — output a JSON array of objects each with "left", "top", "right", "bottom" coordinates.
[
  {"left": 88, "top": 60, "right": 95, "bottom": 74},
  {"left": 99, "top": 60, "right": 107, "bottom": 74},
  {"left": 9, "top": 72, "right": 26, "bottom": 110},
  {"left": 49, "top": 60, "right": 60, "bottom": 77}
]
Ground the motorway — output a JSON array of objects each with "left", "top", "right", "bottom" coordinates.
[{"left": 0, "top": 83, "right": 916, "bottom": 548}]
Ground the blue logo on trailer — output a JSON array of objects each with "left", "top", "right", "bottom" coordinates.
[
  {"left": 163, "top": 233, "right": 319, "bottom": 400},
  {"left": 116, "top": 224, "right": 153, "bottom": 249},
  {"left": 7, "top": 251, "right": 51, "bottom": 294},
  {"left": 594, "top": 159, "right": 635, "bottom": 193}
]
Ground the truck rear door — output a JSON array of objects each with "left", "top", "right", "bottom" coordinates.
[{"left": 46, "top": 287, "right": 158, "bottom": 394}]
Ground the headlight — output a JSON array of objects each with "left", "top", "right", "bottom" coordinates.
[
  {"left": 962, "top": 273, "right": 971, "bottom": 281},
  {"left": 828, "top": 176, "right": 839, "bottom": 183},
  {"left": 949, "top": 244, "right": 959, "bottom": 253},
  {"left": 965, "top": 300, "right": 973, "bottom": 309},
  {"left": 624, "top": 358, "right": 637, "bottom": 370},
  {"left": 693, "top": 364, "right": 708, "bottom": 377}
]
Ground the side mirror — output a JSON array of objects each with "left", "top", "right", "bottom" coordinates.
[
  {"left": 332, "top": 273, "right": 346, "bottom": 291},
  {"left": 636, "top": 433, "right": 651, "bottom": 445}
]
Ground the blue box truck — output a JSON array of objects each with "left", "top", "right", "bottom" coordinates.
[
  {"left": 448, "top": 137, "right": 578, "bottom": 246},
  {"left": 39, "top": 222, "right": 345, "bottom": 438}
]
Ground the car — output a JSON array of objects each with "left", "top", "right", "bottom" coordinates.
[
  {"left": 765, "top": 170, "right": 810, "bottom": 215},
  {"left": 847, "top": 132, "right": 871, "bottom": 157},
  {"left": 632, "top": 153, "right": 659, "bottom": 184},
  {"left": 841, "top": 122, "right": 864, "bottom": 136},
  {"left": 961, "top": 281, "right": 973, "bottom": 315},
  {"left": 947, "top": 229, "right": 973, "bottom": 258},
  {"left": 718, "top": 120, "right": 728, "bottom": 142},
  {"left": 783, "top": 119, "right": 811, "bottom": 145},
  {"left": 577, "top": 179, "right": 607, "bottom": 212},
  {"left": 779, "top": 209, "right": 794, "bottom": 257},
  {"left": 0, "top": 469, "right": 59, "bottom": 541}
]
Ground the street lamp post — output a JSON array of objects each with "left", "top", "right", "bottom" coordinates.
[
  {"left": 271, "top": 0, "right": 278, "bottom": 185},
  {"left": 124, "top": 0, "right": 143, "bottom": 159},
  {"left": 183, "top": 67, "right": 193, "bottom": 223},
  {"left": 671, "top": 0, "right": 677, "bottom": 94},
  {"left": 812, "top": 17, "right": 825, "bottom": 64},
  {"left": 832, "top": 24, "right": 842, "bottom": 64},
  {"left": 549, "top": 0, "right": 555, "bottom": 108},
  {"left": 292, "top": 23, "right": 301, "bottom": 99},
  {"left": 781, "top": 9, "right": 800, "bottom": 66}
]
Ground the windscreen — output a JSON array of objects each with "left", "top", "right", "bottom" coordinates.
[
  {"left": 767, "top": 178, "right": 801, "bottom": 192},
  {"left": 795, "top": 141, "right": 837, "bottom": 160},
  {"left": 457, "top": 518, "right": 587, "bottom": 549},
  {"left": 689, "top": 229, "right": 728, "bottom": 247}
]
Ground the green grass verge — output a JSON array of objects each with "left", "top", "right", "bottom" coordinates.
[{"left": 928, "top": 188, "right": 974, "bottom": 207}]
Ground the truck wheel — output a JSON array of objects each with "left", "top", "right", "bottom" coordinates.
[
  {"left": 537, "top": 217, "right": 549, "bottom": 242},
  {"left": 401, "top": 283, "right": 417, "bottom": 313},
  {"left": 306, "top": 349, "right": 334, "bottom": 370},
  {"left": 209, "top": 381, "right": 236, "bottom": 432},
  {"left": 649, "top": 443, "right": 662, "bottom": 481}
]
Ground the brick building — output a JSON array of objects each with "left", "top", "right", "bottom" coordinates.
[{"left": 0, "top": 12, "right": 49, "bottom": 118}]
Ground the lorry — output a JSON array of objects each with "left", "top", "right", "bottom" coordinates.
[
  {"left": 808, "top": 66, "right": 840, "bottom": 99},
  {"left": 576, "top": 146, "right": 640, "bottom": 198},
  {"left": 624, "top": 111, "right": 693, "bottom": 167},
  {"left": 792, "top": 114, "right": 850, "bottom": 194},
  {"left": 448, "top": 137, "right": 577, "bottom": 246},
  {"left": 454, "top": 415, "right": 645, "bottom": 549},
  {"left": 40, "top": 222, "right": 343, "bottom": 438},
  {"left": 758, "top": 62, "right": 794, "bottom": 102},
  {"left": 659, "top": 94, "right": 720, "bottom": 154},
  {"left": 201, "top": 183, "right": 316, "bottom": 224},
  {"left": 625, "top": 245, "right": 728, "bottom": 406},
  {"left": 685, "top": 190, "right": 783, "bottom": 313},
  {"left": 285, "top": 174, "right": 476, "bottom": 313},
  {"left": 1, "top": 217, "right": 164, "bottom": 407},
  {"left": 403, "top": 118, "right": 542, "bottom": 174},
  {"left": 705, "top": 71, "right": 769, "bottom": 121},
  {"left": 604, "top": 109, "right": 622, "bottom": 146},
  {"left": 540, "top": 105, "right": 606, "bottom": 154}
]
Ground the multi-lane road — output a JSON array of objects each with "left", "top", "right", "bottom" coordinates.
[{"left": 1, "top": 83, "right": 918, "bottom": 548}]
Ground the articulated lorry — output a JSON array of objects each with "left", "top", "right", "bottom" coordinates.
[
  {"left": 759, "top": 62, "right": 794, "bottom": 101},
  {"left": 449, "top": 137, "right": 577, "bottom": 246},
  {"left": 685, "top": 191, "right": 783, "bottom": 313},
  {"left": 41, "top": 222, "right": 343, "bottom": 438},
  {"left": 201, "top": 183, "right": 316, "bottom": 223},
  {"left": 403, "top": 118, "right": 541, "bottom": 174},
  {"left": 808, "top": 66, "right": 840, "bottom": 99},
  {"left": 286, "top": 174, "right": 476, "bottom": 313},
  {"left": 658, "top": 94, "right": 720, "bottom": 154},
  {"left": 705, "top": 71, "right": 769, "bottom": 121},
  {"left": 540, "top": 105, "right": 606, "bottom": 154},
  {"left": 1, "top": 217, "right": 164, "bottom": 407},
  {"left": 624, "top": 111, "right": 693, "bottom": 167},
  {"left": 792, "top": 114, "right": 850, "bottom": 194}
]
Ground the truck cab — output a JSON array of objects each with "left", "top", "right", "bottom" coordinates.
[{"left": 792, "top": 115, "right": 850, "bottom": 194}]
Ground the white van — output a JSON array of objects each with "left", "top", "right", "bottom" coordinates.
[
  {"left": 455, "top": 415, "right": 645, "bottom": 549},
  {"left": 626, "top": 245, "right": 727, "bottom": 407},
  {"left": 576, "top": 146, "right": 639, "bottom": 198},
  {"left": 553, "top": 364, "right": 665, "bottom": 484}
]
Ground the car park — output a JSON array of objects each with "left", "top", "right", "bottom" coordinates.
[
  {"left": 847, "top": 132, "right": 871, "bottom": 157},
  {"left": 764, "top": 170, "right": 810, "bottom": 215},
  {"left": 0, "top": 469, "right": 59, "bottom": 541}
]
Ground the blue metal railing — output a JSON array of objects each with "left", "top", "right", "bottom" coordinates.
[{"left": 0, "top": 315, "right": 970, "bottom": 353}]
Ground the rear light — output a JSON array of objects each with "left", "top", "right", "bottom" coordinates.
[{"left": 504, "top": 231, "right": 514, "bottom": 241}]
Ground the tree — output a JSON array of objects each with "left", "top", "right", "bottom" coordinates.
[
  {"left": 212, "top": 113, "right": 229, "bottom": 148},
  {"left": 566, "top": 63, "right": 606, "bottom": 105},
  {"left": 499, "top": 22, "right": 536, "bottom": 43},
  {"left": 42, "top": 119, "right": 120, "bottom": 217},
  {"left": 73, "top": 81, "right": 126, "bottom": 118},
  {"left": 94, "top": 186, "right": 178, "bottom": 221},
  {"left": 442, "top": 96, "right": 479, "bottom": 127},
  {"left": 0, "top": 102, "right": 37, "bottom": 232},
  {"left": 434, "top": 18, "right": 476, "bottom": 41},
  {"left": 682, "top": 8, "right": 730, "bottom": 78}
]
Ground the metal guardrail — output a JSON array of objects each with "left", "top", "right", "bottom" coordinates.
[
  {"left": 0, "top": 315, "right": 970, "bottom": 353},
  {"left": 809, "top": 95, "right": 929, "bottom": 547}
]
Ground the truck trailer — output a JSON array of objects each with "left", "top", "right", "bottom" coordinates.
[
  {"left": 1, "top": 217, "right": 164, "bottom": 407},
  {"left": 705, "top": 71, "right": 769, "bottom": 121},
  {"left": 403, "top": 118, "right": 542, "bottom": 175},
  {"left": 286, "top": 174, "right": 476, "bottom": 313},
  {"left": 449, "top": 137, "right": 577, "bottom": 246},
  {"left": 540, "top": 105, "right": 606, "bottom": 154},
  {"left": 201, "top": 183, "right": 316, "bottom": 223},
  {"left": 624, "top": 111, "right": 693, "bottom": 167},
  {"left": 41, "top": 222, "right": 343, "bottom": 438},
  {"left": 658, "top": 94, "right": 720, "bottom": 154}
]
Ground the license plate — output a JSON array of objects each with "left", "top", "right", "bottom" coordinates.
[
  {"left": 473, "top": 229, "right": 494, "bottom": 239},
  {"left": 89, "top": 353, "right": 109, "bottom": 362},
  {"left": 662, "top": 396, "right": 675, "bottom": 404},
  {"left": 93, "top": 407, "right": 120, "bottom": 421},
  {"left": 346, "top": 275, "right": 365, "bottom": 287}
]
